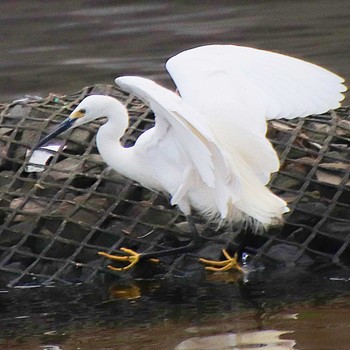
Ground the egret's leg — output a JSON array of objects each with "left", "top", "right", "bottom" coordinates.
[
  {"left": 98, "top": 214, "right": 203, "bottom": 271},
  {"left": 185, "top": 214, "right": 202, "bottom": 244},
  {"left": 98, "top": 216, "right": 242, "bottom": 273},
  {"left": 185, "top": 214, "right": 242, "bottom": 273}
]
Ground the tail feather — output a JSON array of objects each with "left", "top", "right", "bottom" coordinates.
[{"left": 217, "top": 149, "right": 288, "bottom": 227}]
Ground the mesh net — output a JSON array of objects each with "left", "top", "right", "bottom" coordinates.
[{"left": 0, "top": 84, "right": 349, "bottom": 287}]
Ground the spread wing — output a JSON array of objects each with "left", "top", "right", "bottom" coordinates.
[
  {"left": 115, "top": 75, "right": 288, "bottom": 224},
  {"left": 166, "top": 44, "right": 347, "bottom": 184},
  {"left": 166, "top": 44, "right": 346, "bottom": 120},
  {"left": 115, "top": 76, "right": 234, "bottom": 217}
]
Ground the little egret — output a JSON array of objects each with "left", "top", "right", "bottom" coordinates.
[{"left": 33, "top": 44, "right": 346, "bottom": 272}]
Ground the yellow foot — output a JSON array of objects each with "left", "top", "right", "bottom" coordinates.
[
  {"left": 199, "top": 249, "right": 243, "bottom": 272},
  {"left": 98, "top": 248, "right": 141, "bottom": 271},
  {"left": 98, "top": 248, "right": 159, "bottom": 272}
]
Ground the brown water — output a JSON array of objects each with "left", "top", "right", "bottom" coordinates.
[
  {"left": 1, "top": 1, "right": 350, "bottom": 349},
  {"left": 1, "top": 271, "right": 350, "bottom": 350},
  {"left": 4, "top": 304, "right": 350, "bottom": 350}
]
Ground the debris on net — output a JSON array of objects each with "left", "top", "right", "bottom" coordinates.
[{"left": 0, "top": 85, "right": 349, "bottom": 287}]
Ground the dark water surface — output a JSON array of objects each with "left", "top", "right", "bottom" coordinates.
[
  {"left": 0, "top": 0, "right": 349, "bottom": 103},
  {"left": 1, "top": 1, "right": 350, "bottom": 349},
  {"left": 1, "top": 269, "right": 350, "bottom": 349}
]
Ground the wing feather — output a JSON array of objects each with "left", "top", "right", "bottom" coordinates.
[
  {"left": 166, "top": 44, "right": 347, "bottom": 183},
  {"left": 115, "top": 75, "right": 288, "bottom": 224},
  {"left": 116, "top": 76, "right": 225, "bottom": 189},
  {"left": 116, "top": 76, "right": 244, "bottom": 218},
  {"left": 166, "top": 45, "right": 346, "bottom": 120}
]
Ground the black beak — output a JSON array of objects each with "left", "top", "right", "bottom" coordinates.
[{"left": 33, "top": 117, "right": 76, "bottom": 150}]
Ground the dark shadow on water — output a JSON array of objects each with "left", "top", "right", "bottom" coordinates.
[{"left": 1, "top": 266, "right": 349, "bottom": 340}]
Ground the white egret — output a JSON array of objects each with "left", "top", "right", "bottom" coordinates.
[{"left": 33, "top": 44, "right": 346, "bottom": 272}]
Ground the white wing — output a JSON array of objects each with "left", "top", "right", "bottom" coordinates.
[
  {"left": 166, "top": 45, "right": 346, "bottom": 120},
  {"left": 116, "top": 76, "right": 222, "bottom": 186},
  {"left": 166, "top": 44, "right": 347, "bottom": 184},
  {"left": 116, "top": 76, "right": 233, "bottom": 216},
  {"left": 116, "top": 76, "right": 288, "bottom": 224}
]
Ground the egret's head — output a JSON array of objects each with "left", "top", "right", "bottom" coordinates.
[
  {"left": 69, "top": 95, "right": 123, "bottom": 127},
  {"left": 33, "top": 95, "right": 125, "bottom": 150}
]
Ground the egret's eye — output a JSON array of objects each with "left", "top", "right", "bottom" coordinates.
[{"left": 71, "top": 108, "right": 86, "bottom": 119}]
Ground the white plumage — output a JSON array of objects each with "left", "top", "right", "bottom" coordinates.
[{"left": 35, "top": 44, "right": 347, "bottom": 229}]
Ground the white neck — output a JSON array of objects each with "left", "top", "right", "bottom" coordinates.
[{"left": 95, "top": 103, "right": 136, "bottom": 180}]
